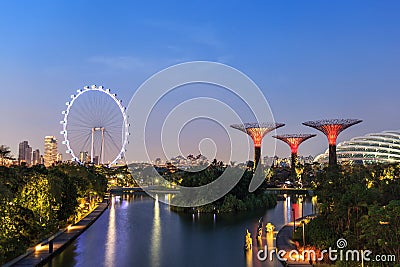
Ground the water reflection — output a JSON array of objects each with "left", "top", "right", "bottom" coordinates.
[
  {"left": 105, "top": 197, "right": 116, "bottom": 266},
  {"left": 245, "top": 249, "right": 253, "bottom": 267},
  {"left": 47, "top": 194, "right": 314, "bottom": 267},
  {"left": 312, "top": 195, "right": 318, "bottom": 214},
  {"left": 284, "top": 195, "right": 290, "bottom": 223},
  {"left": 150, "top": 195, "right": 161, "bottom": 266}
]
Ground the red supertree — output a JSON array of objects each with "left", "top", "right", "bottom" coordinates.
[
  {"left": 302, "top": 119, "right": 362, "bottom": 166},
  {"left": 231, "top": 122, "right": 285, "bottom": 171},
  {"left": 273, "top": 134, "right": 316, "bottom": 173}
]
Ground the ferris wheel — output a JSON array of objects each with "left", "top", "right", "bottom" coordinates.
[{"left": 60, "top": 85, "right": 129, "bottom": 165}]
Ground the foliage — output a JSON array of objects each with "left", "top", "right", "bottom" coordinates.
[
  {"left": 0, "top": 163, "right": 108, "bottom": 264},
  {"left": 302, "top": 163, "right": 400, "bottom": 264},
  {"left": 170, "top": 164, "right": 277, "bottom": 213}
]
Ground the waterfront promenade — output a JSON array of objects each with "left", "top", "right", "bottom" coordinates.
[{"left": 5, "top": 199, "right": 109, "bottom": 267}]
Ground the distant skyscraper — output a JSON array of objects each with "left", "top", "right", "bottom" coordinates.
[
  {"left": 18, "top": 141, "right": 32, "bottom": 165},
  {"left": 32, "top": 149, "right": 40, "bottom": 165},
  {"left": 79, "top": 151, "right": 89, "bottom": 163},
  {"left": 26, "top": 146, "right": 32, "bottom": 165},
  {"left": 44, "top": 136, "right": 58, "bottom": 167},
  {"left": 93, "top": 155, "right": 99, "bottom": 165}
]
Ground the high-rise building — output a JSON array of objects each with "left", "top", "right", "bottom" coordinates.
[
  {"left": 93, "top": 155, "right": 99, "bottom": 165},
  {"left": 18, "top": 141, "right": 32, "bottom": 165},
  {"left": 32, "top": 149, "right": 41, "bottom": 165},
  {"left": 79, "top": 151, "right": 89, "bottom": 163},
  {"left": 26, "top": 146, "right": 32, "bottom": 165},
  {"left": 44, "top": 136, "right": 58, "bottom": 167}
]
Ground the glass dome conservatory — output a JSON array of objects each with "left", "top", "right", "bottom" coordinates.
[{"left": 315, "top": 131, "right": 400, "bottom": 164}]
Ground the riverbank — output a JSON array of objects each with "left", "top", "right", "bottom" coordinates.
[{"left": 4, "top": 197, "right": 109, "bottom": 267}]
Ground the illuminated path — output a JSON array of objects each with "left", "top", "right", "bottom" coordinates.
[{"left": 9, "top": 201, "right": 109, "bottom": 267}]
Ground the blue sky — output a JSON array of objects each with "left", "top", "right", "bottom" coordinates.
[{"left": 1, "top": 1, "right": 399, "bottom": 162}]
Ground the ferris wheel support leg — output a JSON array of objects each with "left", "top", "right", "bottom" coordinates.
[
  {"left": 101, "top": 127, "right": 105, "bottom": 165},
  {"left": 91, "top": 127, "right": 95, "bottom": 164}
]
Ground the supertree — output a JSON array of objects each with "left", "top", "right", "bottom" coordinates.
[
  {"left": 231, "top": 122, "right": 285, "bottom": 171},
  {"left": 273, "top": 134, "right": 316, "bottom": 174},
  {"left": 302, "top": 119, "right": 362, "bottom": 166}
]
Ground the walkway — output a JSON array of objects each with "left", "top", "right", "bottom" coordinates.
[
  {"left": 275, "top": 217, "right": 316, "bottom": 267},
  {"left": 6, "top": 200, "right": 109, "bottom": 267}
]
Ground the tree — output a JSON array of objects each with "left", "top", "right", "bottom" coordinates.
[
  {"left": 358, "top": 200, "right": 400, "bottom": 260},
  {"left": 18, "top": 174, "right": 58, "bottom": 229},
  {"left": 0, "top": 145, "right": 14, "bottom": 165}
]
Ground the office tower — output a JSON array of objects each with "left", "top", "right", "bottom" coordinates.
[
  {"left": 44, "top": 136, "right": 58, "bottom": 167},
  {"left": 18, "top": 141, "right": 32, "bottom": 165},
  {"left": 79, "top": 151, "right": 89, "bottom": 163},
  {"left": 32, "top": 149, "right": 40, "bottom": 165}
]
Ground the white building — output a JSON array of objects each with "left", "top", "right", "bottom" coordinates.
[
  {"left": 44, "top": 136, "right": 58, "bottom": 167},
  {"left": 315, "top": 131, "right": 400, "bottom": 164}
]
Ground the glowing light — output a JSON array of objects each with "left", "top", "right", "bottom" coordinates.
[
  {"left": 245, "top": 249, "right": 253, "bottom": 267},
  {"left": 105, "top": 197, "right": 116, "bottom": 266},
  {"left": 284, "top": 195, "right": 290, "bottom": 224},
  {"left": 231, "top": 122, "right": 285, "bottom": 169},
  {"left": 35, "top": 244, "right": 42, "bottom": 251},
  {"left": 151, "top": 194, "right": 161, "bottom": 266},
  {"left": 303, "top": 119, "right": 362, "bottom": 146},
  {"left": 231, "top": 123, "right": 285, "bottom": 147},
  {"left": 273, "top": 134, "right": 316, "bottom": 153},
  {"left": 303, "top": 119, "right": 362, "bottom": 165}
]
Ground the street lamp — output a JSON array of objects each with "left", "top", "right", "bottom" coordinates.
[
  {"left": 299, "top": 196, "right": 304, "bottom": 219},
  {"left": 292, "top": 208, "right": 295, "bottom": 239},
  {"left": 301, "top": 221, "right": 305, "bottom": 247}
]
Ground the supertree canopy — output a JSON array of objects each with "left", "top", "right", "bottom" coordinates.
[
  {"left": 231, "top": 122, "right": 285, "bottom": 170},
  {"left": 273, "top": 134, "right": 316, "bottom": 174},
  {"left": 303, "top": 119, "right": 362, "bottom": 166}
]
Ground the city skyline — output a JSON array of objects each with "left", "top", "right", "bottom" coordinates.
[{"left": 1, "top": 1, "right": 399, "bottom": 162}]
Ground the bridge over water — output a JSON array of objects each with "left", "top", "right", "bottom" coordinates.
[
  {"left": 265, "top": 188, "right": 315, "bottom": 196},
  {"left": 110, "top": 186, "right": 314, "bottom": 196}
]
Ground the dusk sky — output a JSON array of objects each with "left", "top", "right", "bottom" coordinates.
[{"left": 1, "top": 1, "right": 399, "bottom": 162}]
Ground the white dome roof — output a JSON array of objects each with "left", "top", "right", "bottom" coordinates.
[{"left": 315, "top": 131, "right": 400, "bottom": 164}]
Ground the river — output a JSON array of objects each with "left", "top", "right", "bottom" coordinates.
[{"left": 45, "top": 193, "right": 315, "bottom": 267}]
